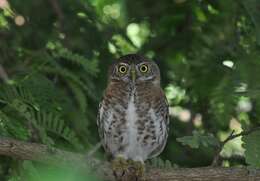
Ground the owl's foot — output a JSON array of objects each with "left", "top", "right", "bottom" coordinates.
[
  {"left": 128, "top": 160, "right": 145, "bottom": 181},
  {"left": 112, "top": 156, "right": 128, "bottom": 179}
]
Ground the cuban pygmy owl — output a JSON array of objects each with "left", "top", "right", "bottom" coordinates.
[{"left": 97, "top": 54, "right": 169, "bottom": 179}]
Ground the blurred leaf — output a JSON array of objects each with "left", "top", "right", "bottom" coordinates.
[
  {"left": 21, "top": 161, "right": 100, "bottom": 181},
  {"left": 242, "top": 0, "right": 260, "bottom": 45},
  {"left": 177, "top": 131, "right": 219, "bottom": 149},
  {"left": 242, "top": 131, "right": 260, "bottom": 168}
]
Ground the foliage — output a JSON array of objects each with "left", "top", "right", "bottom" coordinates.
[
  {"left": 243, "top": 131, "right": 260, "bottom": 168},
  {"left": 148, "top": 158, "right": 177, "bottom": 169},
  {"left": 1, "top": 0, "right": 260, "bottom": 180},
  {"left": 176, "top": 131, "right": 219, "bottom": 149},
  {"left": 8, "top": 161, "right": 100, "bottom": 181}
]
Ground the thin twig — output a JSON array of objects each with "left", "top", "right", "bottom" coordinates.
[{"left": 211, "top": 127, "right": 260, "bottom": 166}]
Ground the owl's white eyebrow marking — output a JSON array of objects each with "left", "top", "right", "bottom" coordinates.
[
  {"left": 118, "top": 62, "right": 130, "bottom": 66},
  {"left": 136, "top": 62, "right": 149, "bottom": 66}
]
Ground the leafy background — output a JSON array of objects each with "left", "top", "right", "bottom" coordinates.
[{"left": 0, "top": 0, "right": 260, "bottom": 180}]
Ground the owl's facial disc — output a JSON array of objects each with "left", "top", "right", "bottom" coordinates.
[
  {"left": 135, "top": 62, "right": 160, "bottom": 85},
  {"left": 110, "top": 63, "right": 130, "bottom": 82},
  {"left": 110, "top": 56, "right": 160, "bottom": 86}
]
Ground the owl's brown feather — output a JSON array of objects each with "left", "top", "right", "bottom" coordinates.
[{"left": 97, "top": 54, "right": 169, "bottom": 163}]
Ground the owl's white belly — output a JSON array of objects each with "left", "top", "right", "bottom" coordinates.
[
  {"left": 124, "top": 94, "right": 142, "bottom": 161},
  {"left": 122, "top": 94, "right": 154, "bottom": 162}
]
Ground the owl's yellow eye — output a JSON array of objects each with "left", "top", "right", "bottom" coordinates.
[
  {"left": 118, "top": 65, "right": 128, "bottom": 74},
  {"left": 139, "top": 64, "right": 148, "bottom": 73}
]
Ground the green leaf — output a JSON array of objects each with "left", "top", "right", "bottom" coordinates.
[
  {"left": 177, "top": 131, "right": 219, "bottom": 149},
  {"left": 243, "top": 130, "right": 260, "bottom": 167},
  {"left": 46, "top": 41, "right": 99, "bottom": 76},
  {"left": 177, "top": 134, "right": 199, "bottom": 148},
  {"left": 148, "top": 158, "right": 174, "bottom": 169}
]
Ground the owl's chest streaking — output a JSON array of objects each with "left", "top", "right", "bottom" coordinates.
[
  {"left": 98, "top": 82, "right": 168, "bottom": 162},
  {"left": 124, "top": 89, "right": 156, "bottom": 161}
]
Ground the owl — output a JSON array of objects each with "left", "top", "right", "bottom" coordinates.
[{"left": 97, "top": 54, "right": 169, "bottom": 180}]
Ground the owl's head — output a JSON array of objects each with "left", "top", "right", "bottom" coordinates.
[{"left": 109, "top": 54, "right": 160, "bottom": 85}]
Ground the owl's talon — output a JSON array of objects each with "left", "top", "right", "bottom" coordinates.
[
  {"left": 128, "top": 160, "right": 145, "bottom": 180},
  {"left": 112, "top": 156, "right": 128, "bottom": 179}
]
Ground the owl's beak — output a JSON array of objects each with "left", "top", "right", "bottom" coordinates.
[{"left": 131, "top": 65, "right": 136, "bottom": 83}]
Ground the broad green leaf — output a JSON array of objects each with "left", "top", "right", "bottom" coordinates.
[{"left": 243, "top": 130, "right": 260, "bottom": 167}]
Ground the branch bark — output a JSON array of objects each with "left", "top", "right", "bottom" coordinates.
[{"left": 0, "top": 137, "right": 260, "bottom": 181}]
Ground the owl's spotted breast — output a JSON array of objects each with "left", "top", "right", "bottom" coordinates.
[
  {"left": 97, "top": 81, "right": 169, "bottom": 162},
  {"left": 97, "top": 54, "right": 169, "bottom": 165}
]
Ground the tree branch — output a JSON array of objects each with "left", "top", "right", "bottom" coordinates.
[
  {"left": 48, "top": 0, "right": 64, "bottom": 23},
  {"left": 211, "top": 127, "right": 260, "bottom": 166},
  {"left": 1, "top": 137, "right": 260, "bottom": 181},
  {"left": 0, "top": 137, "right": 87, "bottom": 167}
]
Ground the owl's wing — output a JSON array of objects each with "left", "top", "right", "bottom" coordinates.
[
  {"left": 156, "top": 90, "right": 170, "bottom": 131},
  {"left": 97, "top": 98, "right": 112, "bottom": 154},
  {"left": 148, "top": 90, "right": 169, "bottom": 158},
  {"left": 163, "top": 94, "right": 170, "bottom": 132},
  {"left": 97, "top": 102, "right": 101, "bottom": 131},
  {"left": 97, "top": 100, "right": 105, "bottom": 145}
]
